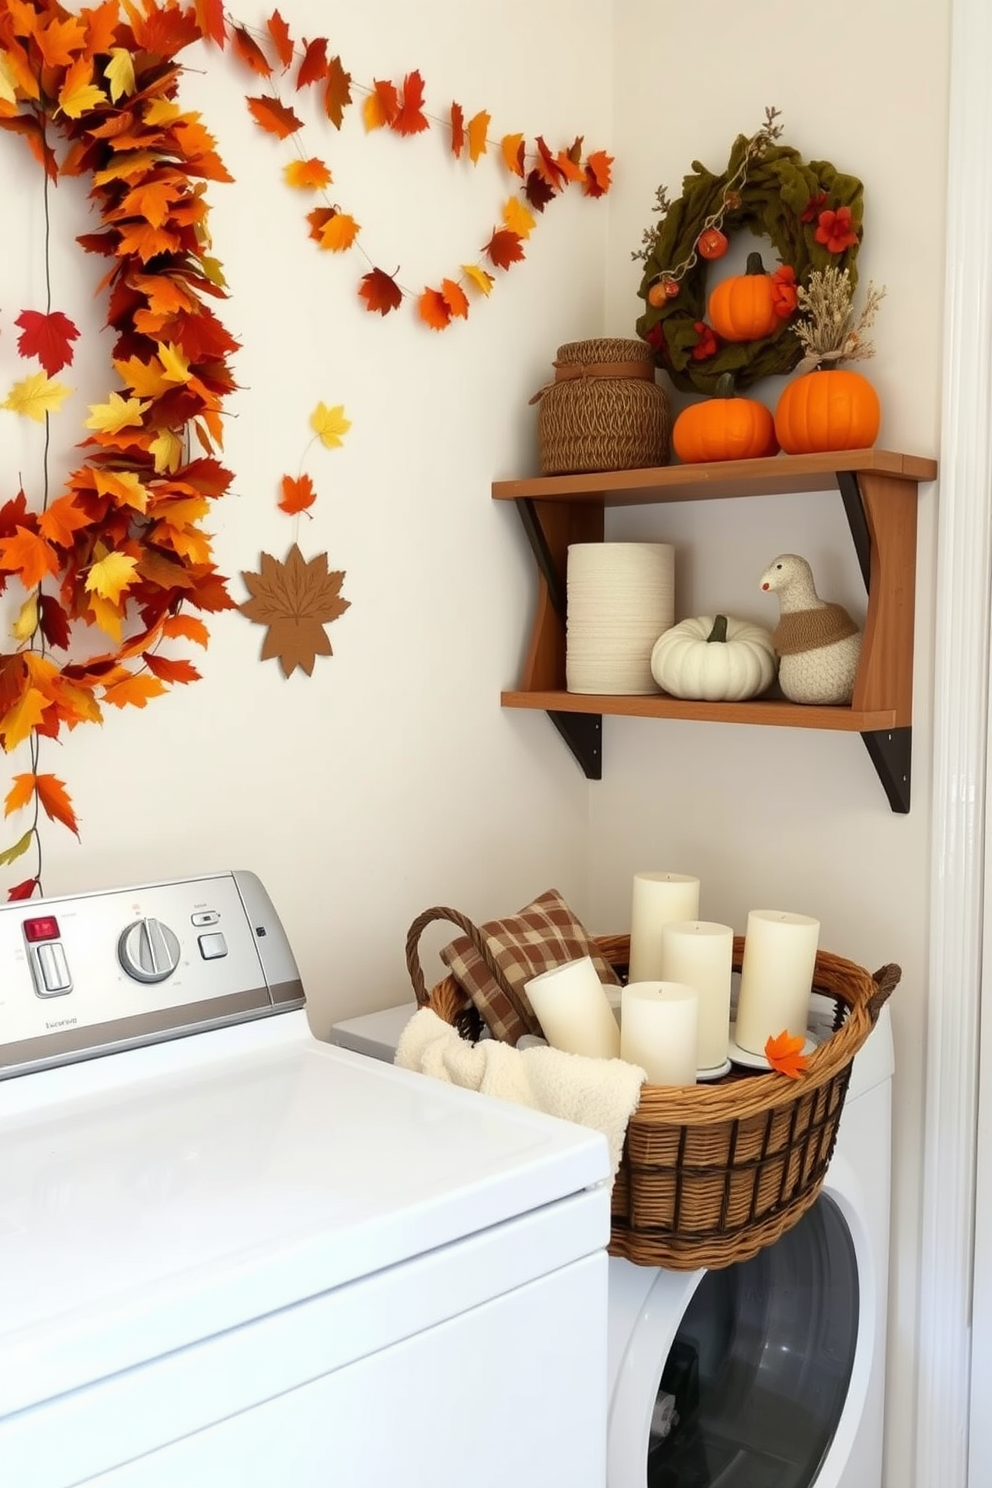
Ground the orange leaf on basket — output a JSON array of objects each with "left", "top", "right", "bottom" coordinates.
[{"left": 765, "top": 1030, "right": 809, "bottom": 1079}]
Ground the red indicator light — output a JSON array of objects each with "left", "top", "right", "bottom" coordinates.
[{"left": 23, "top": 916, "right": 60, "bottom": 943}]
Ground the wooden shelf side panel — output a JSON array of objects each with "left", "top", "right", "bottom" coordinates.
[
  {"left": 850, "top": 471, "right": 918, "bottom": 725},
  {"left": 518, "top": 499, "right": 603, "bottom": 691}
]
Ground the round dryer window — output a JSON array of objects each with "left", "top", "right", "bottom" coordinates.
[{"left": 646, "top": 1194, "right": 858, "bottom": 1487}]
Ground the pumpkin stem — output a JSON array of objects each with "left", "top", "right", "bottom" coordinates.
[
  {"left": 714, "top": 371, "right": 737, "bottom": 399},
  {"left": 745, "top": 251, "right": 766, "bottom": 276},
  {"left": 706, "top": 614, "right": 730, "bottom": 643}
]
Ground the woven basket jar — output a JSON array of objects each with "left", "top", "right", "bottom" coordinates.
[
  {"left": 534, "top": 337, "right": 673, "bottom": 475},
  {"left": 410, "top": 927, "right": 898, "bottom": 1272}
]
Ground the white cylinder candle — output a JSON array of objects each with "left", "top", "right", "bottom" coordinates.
[
  {"left": 735, "top": 910, "right": 821, "bottom": 1055},
  {"left": 621, "top": 982, "right": 698, "bottom": 1086},
  {"left": 628, "top": 872, "right": 701, "bottom": 982},
  {"left": 524, "top": 957, "right": 621, "bottom": 1059},
  {"left": 658, "top": 920, "right": 733, "bottom": 1071}
]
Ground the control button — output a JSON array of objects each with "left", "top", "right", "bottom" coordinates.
[
  {"left": 198, "top": 932, "right": 228, "bottom": 961},
  {"left": 23, "top": 915, "right": 60, "bottom": 944},
  {"left": 191, "top": 911, "right": 220, "bottom": 927},
  {"left": 118, "top": 918, "right": 182, "bottom": 984},
  {"left": 37, "top": 942, "right": 72, "bottom": 995}
]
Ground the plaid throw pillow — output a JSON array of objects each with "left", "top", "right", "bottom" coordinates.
[{"left": 440, "top": 888, "right": 620, "bottom": 1046}]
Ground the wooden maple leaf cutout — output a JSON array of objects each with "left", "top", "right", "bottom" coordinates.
[
  {"left": 240, "top": 544, "right": 350, "bottom": 678},
  {"left": 764, "top": 1029, "right": 810, "bottom": 1080}
]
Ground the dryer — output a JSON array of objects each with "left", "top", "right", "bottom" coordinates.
[{"left": 333, "top": 989, "right": 894, "bottom": 1488}]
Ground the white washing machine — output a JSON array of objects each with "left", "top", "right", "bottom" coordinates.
[
  {"left": 332, "top": 987, "right": 894, "bottom": 1488},
  {"left": 0, "top": 872, "right": 614, "bottom": 1488}
]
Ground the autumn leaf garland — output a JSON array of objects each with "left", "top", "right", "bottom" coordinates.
[{"left": 226, "top": 9, "right": 614, "bottom": 330}]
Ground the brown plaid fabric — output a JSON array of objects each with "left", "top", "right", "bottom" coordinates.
[{"left": 440, "top": 888, "right": 620, "bottom": 1046}]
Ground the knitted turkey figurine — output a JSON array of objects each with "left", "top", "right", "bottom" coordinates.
[{"left": 759, "top": 553, "right": 862, "bottom": 705}]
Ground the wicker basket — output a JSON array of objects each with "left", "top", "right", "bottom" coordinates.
[
  {"left": 409, "top": 927, "right": 899, "bottom": 1272},
  {"left": 533, "top": 338, "right": 672, "bottom": 475}
]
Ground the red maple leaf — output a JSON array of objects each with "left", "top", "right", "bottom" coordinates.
[
  {"left": 7, "top": 878, "right": 39, "bottom": 902},
  {"left": 523, "top": 170, "right": 556, "bottom": 213},
  {"left": 534, "top": 135, "right": 566, "bottom": 190},
  {"left": 484, "top": 228, "right": 525, "bottom": 271},
  {"left": 393, "top": 69, "right": 429, "bottom": 136},
  {"left": 142, "top": 653, "right": 202, "bottom": 684},
  {"left": 266, "top": 9, "right": 294, "bottom": 67},
  {"left": 15, "top": 310, "right": 80, "bottom": 375},
  {"left": 38, "top": 593, "right": 71, "bottom": 650},
  {"left": 450, "top": 101, "right": 465, "bottom": 157},
  {"left": 359, "top": 268, "right": 403, "bottom": 316},
  {"left": 231, "top": 25, "right": 272, "bottom": 76},
  {"left": 297, "top": 36, "right": 328, "bottom": 88}
]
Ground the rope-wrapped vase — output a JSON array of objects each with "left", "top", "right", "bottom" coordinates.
[
  {"left": 532, "top": 337, "right": 672, "bottom": 475},
  {"left": 410, "top": 922, "right": 899, "bottom": 1272}
]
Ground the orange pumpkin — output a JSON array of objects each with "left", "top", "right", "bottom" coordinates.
[
  {"left": 707, "top": 252, "right": 780, "bottom": 342},
  {"left": 673, "top": 375, "right": 779, "bottom": 464},
  {"left": 774, "top": 369, "right": 881, "bottom": 454}
]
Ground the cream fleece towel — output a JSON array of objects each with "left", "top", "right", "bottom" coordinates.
[{"left": 395, "top": 1007, "right": 647, "bottom": 1180}]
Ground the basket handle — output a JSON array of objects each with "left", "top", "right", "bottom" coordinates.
[
  {"left": 868, "top": 962, "right": 901, "bottom": 1024},
  {"left": 404, "top": 905, "right": 534, "bottom": 1030}
]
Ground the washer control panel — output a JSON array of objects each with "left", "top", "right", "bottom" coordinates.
[{"left": 0, "top": 870, "right": 306, "bottom": 1077}]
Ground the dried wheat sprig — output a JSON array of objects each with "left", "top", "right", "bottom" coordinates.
[{"left": 793, "top": 266, "right": 886, "bottom": 374}]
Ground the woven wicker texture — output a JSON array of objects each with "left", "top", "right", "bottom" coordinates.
[
  {"left": 419, "top": 929, "right": 898, "bottom": 1271},
  {"left": 536, "top": 338, "right": 672, "bottom": 476}
]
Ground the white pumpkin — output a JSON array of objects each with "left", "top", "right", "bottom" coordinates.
[{"left": 651, "top": 614, "right": 777, "bottom": 701}]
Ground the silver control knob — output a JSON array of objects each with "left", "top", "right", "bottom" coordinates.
[{"left": 118, "top": 917, "right": 182, "bottom": 983}]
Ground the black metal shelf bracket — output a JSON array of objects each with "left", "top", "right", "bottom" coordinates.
[
  {"left": 862, "top": 727, "right": 911, "bottom": 814},
  {"left": 550, "top": 711, "right": 602, "bottom": 780}
]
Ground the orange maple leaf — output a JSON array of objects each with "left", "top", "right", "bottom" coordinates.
[
  {"left": 35, "top": 775, "right": 79, "bottom": 836},
  {"left": 232, "top": 24, "right": 272, "bottom": 76},
  {"left": 38, "top": 494, "right": 92, "bottom": 547},
  {"left": 450, "top": 101, "right": 464, "bottom": 157},
  {"left": 534, "top": 135, "right": 566, "bottom": 190},
  {"left": 323, "top": 57, "right": 352, "bottom": 128},
  {"left": 319, "top": 211, "right": 360, "bottom": 251},
  {"left": 359, "top": 268, "right": 403, "bottom": 316},
  {"left": 418, "top": 288, "right": 451, "bottom": 331},
  {"left": 393, "top": 70, "right": 429, "bottom": 136},
  {"left": 35, "top": 14, "right": 87, "bottom": 69},
  {"left": 279, "top": 473, "right": 316, "bottom": 515},
  {"left": 467, "top": 110, "right": 490, "bottom": 164},
  {"left": 246, "top": 94, "right": 303, "bottom": 139},
  {"left": 101, "top": 674, "right": 168, "bottom": 709},
  {"left": 0, "top": 527, "right": 60, "bottom": 589},
  {"left": 296, "top": 36, "right": 328, "bottom": 88},
  {"left": 765, "top": 1030, "right": 810, "bottom": 1080},
  {"left": 142, "top": 652, "right": 202, "bottom": 685},
  {"left": 441, "top": 278, "right": 469, "bottom": 319},
  {"left": 266, "top": 9, "right": 294, "bottom": 68},
  {"left": 161, "top": 612, "right": 211, "bottom": 648},
  {"left": 194, "top": 0, "right": 227, "bottom": 47},
  {"left": 306, "top": 207, "right": 335, "bottom": 242},
  {"left": 284, "top": 157, "right": 332, "bottom": 190},
  {"left": 584, "top": 148, "right": 613, "bottom": 197},
  {"left": 501, "top": 133, "right": 526, "bottom": 178},
  {"left": 484, "top": 228, "right": 525, "bottom": 271},
  {"left": 364, "top": 78, "right": 398, "bottom": 130}
]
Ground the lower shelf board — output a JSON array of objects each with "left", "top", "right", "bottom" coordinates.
[{"left": 500, "top": 690, "right": 900, "bottom": 733}]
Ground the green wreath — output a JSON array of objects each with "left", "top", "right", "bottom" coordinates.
[{"left": 635, "top": 132, "right": 863, "bottom": 395}]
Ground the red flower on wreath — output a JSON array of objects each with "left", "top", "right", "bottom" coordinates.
[
  {"left": 815, "top": 205, "right": 859, "bottom": 253},
  {"left": 771, "top": 265, "right": 798, "bottom": 318},
  {"left": 801, "top": 191, "right": 828, "bottom": 223},
  {"left": 691, "top": 322, "right": 718, "bottom": 361}
]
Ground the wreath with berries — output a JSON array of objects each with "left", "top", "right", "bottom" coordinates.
[{"left": 633, "top": 110, "right": 864, "bottom": 395}]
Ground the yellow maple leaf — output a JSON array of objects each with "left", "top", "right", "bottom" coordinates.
[
  {"left": 93, "top": 469, "right": 148, "bottom": 511},
  {"left": 0, "top": 53, "right": 18, "bottom": 108},
  {"left": 310, "top": 402, "right": 351, "bottom": 448},
  {"left": 157, "top": 342, "right": 191, "bottom": 384},
  {"left": 114, "top": 355, "right": 172, "bottom": 399},
  {"left": 501, "top": 132, "right": 526, "bottom": 177},
  {"left": 3, "top": 371, "right": 72, "bottom": 422},
  {"left": 86, "top": 550, "right": 139, "bottom": 605},
  {"left": 200, "top": 255, "right": 228, "bottom": 290},
  {"left": 4, "top": 773, "right": 36, "bottom": 815},
  {"left": 0, "top": 831, "right": 33, "bottom": 868},
  {"left": 85, "top": 391, "right": 150, "bottom": 435},
  {"left": 144, "top": 98, "right": 180, "bottom": 126},
  {"left": 462, "top": 263, "right": 495, "bottom": 296},
  {"left": 11, "top": 595, "right": 38, "bottom": 643},
  {"left": 467, "top": 110, "right": 490, "bottom": 164},
  {"left": 105, "top": 47, "right": 135, "bottom": 102},
  {"left": 503, "top": 196, "right": 536, "bottom": 239},
  {"left": 0, "top": 687, "right": 49, "bottom": 750},
  {"left": 87, "top": 593, "right": 124, "bottom": 643},
  {"left": 319, "top": 212, "right": 360, "bottom": 251},
  {"left": 284, "top": 157, "right": 332, "bottom": 190},
  {"left": 150, "top": 429, "right": 183, "bottom": 473},
  {"left": 58, "top": 56, "right": 106, "bottom": 118}
]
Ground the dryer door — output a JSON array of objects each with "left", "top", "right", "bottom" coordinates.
[{"left": 608, "top": 1144, "right": 881, "bottom": 1488}]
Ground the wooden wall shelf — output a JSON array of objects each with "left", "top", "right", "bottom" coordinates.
[{"left": 493, "top": 449, "right": 937, "bottom": 813}]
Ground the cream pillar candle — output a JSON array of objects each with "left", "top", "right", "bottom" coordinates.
[
  {"left": 621, "top": 982, "right": 698, "bottom": 1086},
  {"left": 658, "top": 920, "right": 733, "bottom": 1071},
  {"left": 628, "top": 872, "right": 701, "bottom": 983},
  {"left": 735, "top": 910, "right": 820, "bottom": 1055},
  {"left": 524, "top": 957, "right": 621, "bottom": 1059}
]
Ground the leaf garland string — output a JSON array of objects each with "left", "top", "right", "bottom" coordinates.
[{"left": 225, "top": 9, "right": 614, "bottom": 330}]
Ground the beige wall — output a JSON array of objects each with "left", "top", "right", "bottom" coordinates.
[{"left": 603, "top": 3, "right": 950, "bottom": 1483}]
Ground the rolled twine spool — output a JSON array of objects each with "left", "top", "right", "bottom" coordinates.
[{"left": 531, "top": 338, "right": 672, "bottom": 475}]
